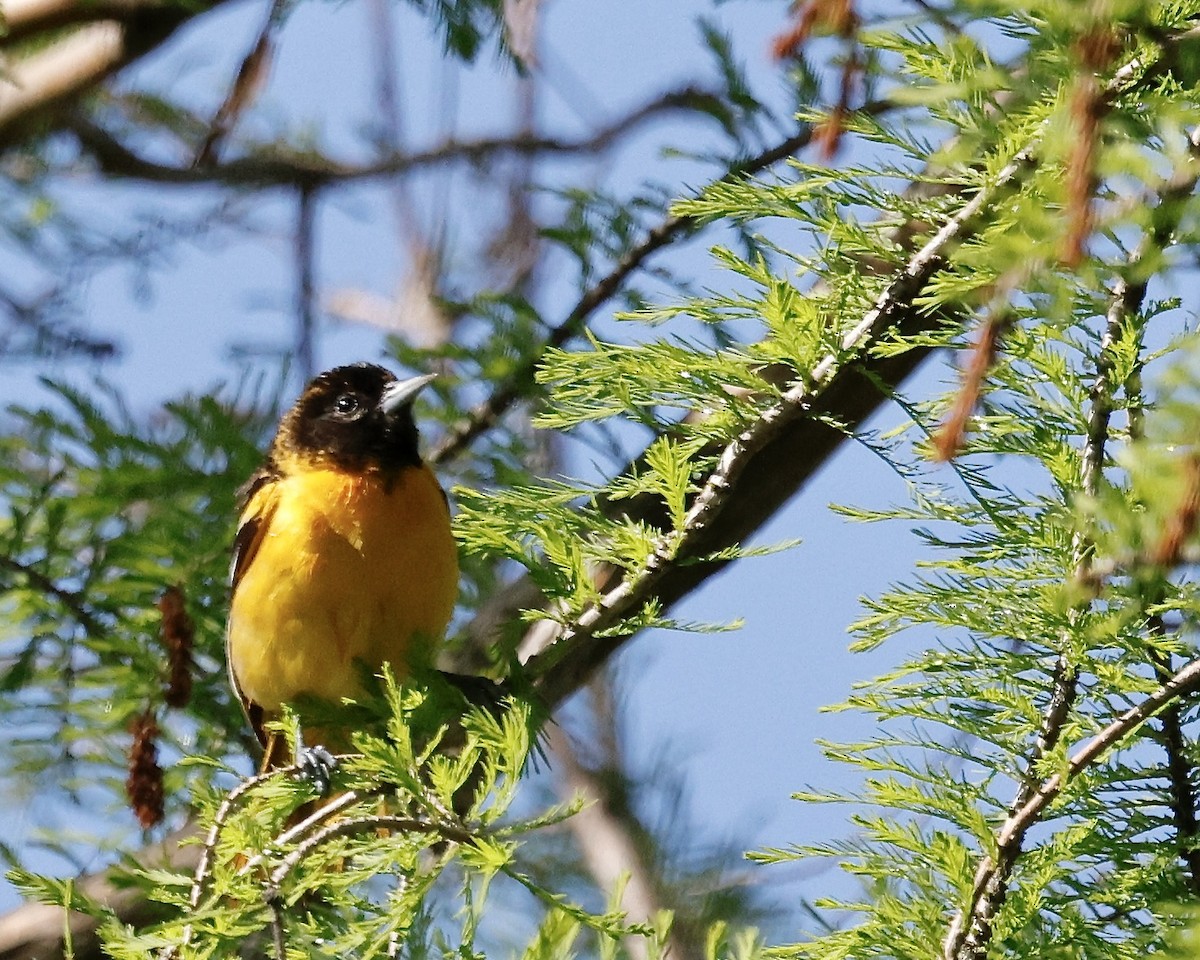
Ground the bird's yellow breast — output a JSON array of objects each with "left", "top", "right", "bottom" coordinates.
[{"left": 227, "top": 464, "right": 458, "bottom": 712}]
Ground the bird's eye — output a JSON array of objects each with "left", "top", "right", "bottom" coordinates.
[{"left": 333, "top": 393, "right": 360, "bottom": 416}]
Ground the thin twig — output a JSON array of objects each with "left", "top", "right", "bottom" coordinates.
[
  {"left": 1005, "top": 653, "right": 1200, "bottom": 844},
  {"left": 187, "top": 771, "right": 276, "bottom": 910},
  {"left": 68, "top": 86, "right": 726, "bottom": 187},
  {"left": 946, "top": 655, "right": 1200, "bottom": 960},
  {"left": 1126, "top": 290, "right": 1200, "bottom": 894},
  {"left": 263, "top": 814, "right": 471, "bottom": 900},
  {"left": 180, "top": 765, "right": 363, "bottom": 916},
  {"left": 173, "top": 773, "right": 383, "bottom": 957},
  {"left": 169, "top": 767, "right": 290, "bottom": 959},
  {"left": 1029, "top": 288, "right": 1122, "bottom": 763},
  {"left": 234, "top": 787, "right": 378, "bottom": 878},
  {"left": 295, "top": 185, "right": 317, "bottom": 382},
  {"left": 427, "top": 209, "right": 689, "bottom": 464},
  {"left": 267, "top": 892, "right": 287, "bottom": 960},
  {"left": 0, "top": 554, "right": 104, "bottom": 636},
  {"left": 368, "top": 0, "right": 422, "bottom": 244},
  {"left": 194, "top": 0, "right": 290, "bottom": 167},
  {"left": 1145, "top": 612, "right": 1200, "bottom": 893}
]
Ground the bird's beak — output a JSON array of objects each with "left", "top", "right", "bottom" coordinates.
[{"left": 380, "top": 373, "right": 437, "bottom": 416}]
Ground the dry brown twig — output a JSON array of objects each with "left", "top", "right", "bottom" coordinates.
[
  {"left": 1061, "top": 24, "right": 1123, "bottom": 266},
  {"left": 193, "top": 0, "right": 290, "bottom": 168},
  {"left": 1152, "top": 453, "right": 1200, "bottom": 567},
  {"left": 931, "top": 308, "right": 1013, "bottom": 462}
]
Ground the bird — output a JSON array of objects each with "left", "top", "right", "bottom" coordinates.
[{"left": 225, "top": 362, "right": 460, "bottom": 789}]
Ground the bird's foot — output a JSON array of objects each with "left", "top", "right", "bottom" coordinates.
[{"left": 294, "top": 745, "right": 339, "bottom": 795}]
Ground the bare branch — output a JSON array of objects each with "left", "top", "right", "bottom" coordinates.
[
  {"left": 68, "top": 86, "right": 727, "bottom": 187},
  {"left": 0, "top": 285, "right": 118, "bottom": 360}
]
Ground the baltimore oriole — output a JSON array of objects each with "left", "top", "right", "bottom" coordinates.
[{"left": 226, "top": 362, "right": 459, "bottom": 784}]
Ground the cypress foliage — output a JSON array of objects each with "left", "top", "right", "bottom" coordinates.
[{"left": 4, "top": 1, "right": 1200, "bottom": 958}]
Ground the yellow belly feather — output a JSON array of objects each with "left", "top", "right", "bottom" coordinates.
[{"left": 228, "top": 465, "right": 458, "bottom": 712}]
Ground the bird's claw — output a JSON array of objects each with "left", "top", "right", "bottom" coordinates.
[{"left": 295, "top": 745, "right": 338, "bottom": 795}]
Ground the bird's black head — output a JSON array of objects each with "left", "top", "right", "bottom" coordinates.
[{"left": 273, "top": 363, "right": 434, "bottom": 474}]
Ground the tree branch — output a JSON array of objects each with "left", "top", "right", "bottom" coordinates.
[
  {"left": 0, "top": 284, "right": 119, "bottom": 360},
  {"left": 0, "top": 117, "right": 1025, "bottom": 960},
  {"left": 434, "top": 25, "right": 1200, "bottom": 482},
  {"left": 263, "top": 814, "right": 470, "bottom": 899},
  {"left": 68, "top": 86, "right": 727, "bottom": 187},
  {"left": 1123, "top": 142, "right": 1200, "bottom": 892},
  {"left": 942, "top": 313, "right": 1115, "bottom": 960},
  {"left": 1145, "top": 612, "right": 1200, "bottom": 893},
  {"left": 943, "top": 122, "right": 1200, "bottom": 960},
  {"left": 950, "top": 651, "right": 1200, "bottom": 944},
  {"left": 1122, "top": 174, "right": 1200, "bottom": 891},
  {"left": 295, "top": 186, "right": 317, "bottom": 382},
  {"left": 2, "top": 0, "right": 172, "bottom": 45},
  {"left": 0, "top": 2, "right": 219, "bottom": 144},
  {"left": 429, "top": 106, "right": 890, "bottom": 466},
  {"left": 0, "top": 826, "right": 198, "bottom": 960},
  {"left": 0, "top": 23, "right": 126, "bottom": 138},
  {"left": 521, "top": 146, "right": 1033, "bottom": 706}
]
